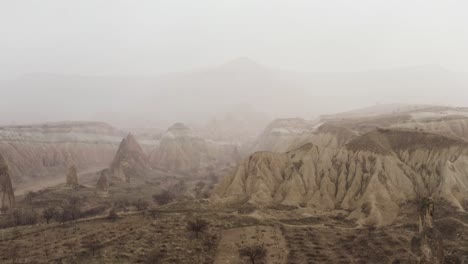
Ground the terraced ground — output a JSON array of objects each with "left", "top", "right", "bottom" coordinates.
[{"left": 0, "top": 199, "right": 467, "bottom": 263}]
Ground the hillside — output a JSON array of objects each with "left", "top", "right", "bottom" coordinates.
[
  {"left": 149, "top": 123, "right": 239, "bottom": 174},
  {"left": 0, "top": 122, "right": 126, "bottom": 188},
  {"left": 214, "top": 129, "right": 468, "bottom": 226}
]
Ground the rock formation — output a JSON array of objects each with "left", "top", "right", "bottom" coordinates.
[
  {"left": 110, "top": 133, "right": 151, "bottom": 182},
  {"left": 412, "top": 198, "right": 444, "bottom": 264},
  {"left": 150, "top": 123, "right": 239, "bottom": 173},
  {"left": 65, "top": 165, "right": 79, "bottom": 188},
  {"left": 96, "top": 168, "right": 110, "bottom": 196},
  {"left": 0, "top": 122, "right": 125, "bottom": 188},
  {"left": 0, "top": 154, "right": 15, "bottom": 211},
  {"left": 214, "top": 129, "right": 468, "bottom": 226},
  {"left": 250, "top": 118, "right": 318, "bottom": 152},
  {"left": 251, "top": 106, "right": 468, "bottom": 155}
]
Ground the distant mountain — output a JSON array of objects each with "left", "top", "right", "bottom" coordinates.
[{"left": 3, "top": 59, "right": 466, "bottom": 129}]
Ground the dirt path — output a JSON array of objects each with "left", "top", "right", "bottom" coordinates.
[{"left": 214, "top": 225, "right": 288, "bottom": 264}]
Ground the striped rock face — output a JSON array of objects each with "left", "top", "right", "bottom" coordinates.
[{"left": 214, "top": 129, "right": 468, "bottom": 226}]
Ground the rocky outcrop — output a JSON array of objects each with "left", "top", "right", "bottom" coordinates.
[
  {"left": 0, "top": 154, "right": 15, "bottom": 211},
  {"left": 150, "top": 123, "right": 238, "bottom": 173},
  {"left": 214, "top": 129, "right": 468, "bottom": 226},
  {"left": 412, "top": 198, "right": 444, "bottom": 264},
  {"left": 251, "top": 106, "right": 468, "bottom": 155},
  {"left": 96, "top": 168, "right": 110, "bottom": 196},
  {"left": 110, "top": 134, "right": 151, "bottom": 182},
  {"left": 65, "top": 165, "right": 79, "bottom": 188},
  {"left": 250, "top": 118, "right": 318, "bottom": 152},
  {"left": 0, "top": 122, "right": 125, "bottom": 187}
]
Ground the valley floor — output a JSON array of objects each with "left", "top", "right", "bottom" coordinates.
[{"left": 1, "top": 199, "right": 467, "bottom": 264}]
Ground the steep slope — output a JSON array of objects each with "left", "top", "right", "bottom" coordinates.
[
  {"left": 0, "top": 154, "right": 15, "bottom": 211},
  {"left": 251, "top": 105, "right": 468, "bottom": 154},
  {"left": 0, "top": 122, "right": 125, "bottom": 187},
  {"left": 214, "top": 129, "right": 468, "bottom": 225},
  {"left": 325, "top": 105, "right": 468, "bottom": 141},
  {"left": 250, "top": 118, "right": 319, "bottom": 152},
  {"left": 150, "top": 123, "right": 238, "bottom": 174},
  {"left": 251, "top": 118, "right": 358, "bottom": 152},
  {"left": 110, "top": 134, "right": 152, "bottom": 182}
]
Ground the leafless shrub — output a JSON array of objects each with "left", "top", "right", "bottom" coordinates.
[
  {"left": 107, "top": 208, "right": 119, "bottom": 221},
  {"left": 152, "top": 190, "right": 175, "bottom": 206},
  {"left": 186, "top": 218, "right": 209, "bottom": 238},
  {"left": 239, "top": 244, "right": 267, "bottom": 264},
  {"left": 133, "top": 199, "right": 150, "bottom": 211},
  {"left": 42, "top": 206, "right": 57, "bottom": 224},
  {"left": 81, "top": 235, "right": 101, "bottom": 256}
]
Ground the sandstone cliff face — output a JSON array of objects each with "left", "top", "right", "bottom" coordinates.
[
  {"left": 150, "top": 123, "right": 239, "bottom": 173},
  {"left": 0, "top": 122, "right": 125, "bottom": 187},
  {"left": 110, "top": 134, "right": 152, "bottom": 182},
  {"left": 65, "top": 165, "right": 79, "bottom": 188},
  {"left": 214, "top": 129, "right": 468, "bottom": 226},
  {"left": 0, "top": 154, "right": 15, "bottom": 211}
]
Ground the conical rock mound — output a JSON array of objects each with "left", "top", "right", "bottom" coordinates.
[
  {"left": 96, "top": 168, "right": 110, "bottom": 195},
  {"left": 110, "top": 134, "right": 151, "bottom": 182},
  {"left": 0, "top": 154, "right": 15, "bottom": 211}
]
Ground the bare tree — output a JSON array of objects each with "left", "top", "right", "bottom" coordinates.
[
  {"left": 133, "top": 199, "right": 150, "bottom": 211},
  {"left": 186, "top": 218, "right": 209, "bottom": 238},
  {"left": 148, "top": 208, "right": 159, "bottom": 220},
  {"left": 42, "top": 206, "right": 57, "bottom": 224},
  {"left": 239, "top": 244, "right": 267, "bottom": 264},
  {"left": 106, "top": 208, "right": 118, "bottom": 221},
  {"left": 81, "top": 235, "right": 101, "bottom": 256},
  {"left": 63, "top": 241, "right": 77, "bottom": 255},
  {"left": 152, "top": 190, "right": 174, "bottom": 206}
]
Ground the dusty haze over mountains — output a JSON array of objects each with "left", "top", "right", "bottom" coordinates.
[
  {"left": 1, "top": 1, "right": 468, "bottom": 128},
  {"left": 2, "top": 2, "right": 468, "bottom": 264}
]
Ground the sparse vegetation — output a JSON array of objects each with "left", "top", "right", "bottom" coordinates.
[
  {"left": 81, "top": 235, "right": 101, "bottom": 256},
  {"left": 186, "top": 218, "right": 209, "bottom": 238},
  {"left": 10, "top": 208, "right": 38, "bottom": 226},
  {"left": 152, "top": 190, "right": 174, "bottom": 206},
  {"left": 107, "top": 208, "right": 119, "bottom": 221},
  {"left": 42, "top": 206, "right": 57, "bottom": 224},
  {"left": 143, "top": 249, "right": 164, "bottom": 264},
  {"left": 6, "top": 243, "right": 21, "bottom": 263},
  {"left": 133, "top": 199, "right": 150, "bottom": 211},
  {"left": 239, "top": 244, "right": 267, "bottom": 264}
]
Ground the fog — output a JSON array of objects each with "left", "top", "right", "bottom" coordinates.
[{"left": 1, "top": 1, "right": 468, "bottom": 128}]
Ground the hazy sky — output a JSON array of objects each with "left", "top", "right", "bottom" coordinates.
[{"left": 1, "top": 0, "right": 468, "bottom": 79}]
